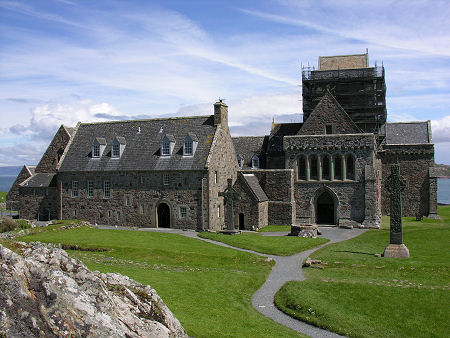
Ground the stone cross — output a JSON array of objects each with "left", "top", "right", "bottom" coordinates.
[
  {"left": 386, "top": 164, "right": 407, "bottom": 244},
  {"left": 384, "top": 164, "right": 409, "bottom": 258},
  {"left": 219, "top": 178, "right": 241, "bottom": 231}
]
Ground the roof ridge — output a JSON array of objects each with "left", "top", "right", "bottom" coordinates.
[{"left": 79, "top": 115, "right": 212, "bottom": 126}]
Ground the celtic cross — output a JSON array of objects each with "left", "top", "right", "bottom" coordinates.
[
  {"left": 386, "top": 164, "right": 407, "bottom": 244},
  {"left": 219, "top": 179, "right": 241, "bottom": 231}
]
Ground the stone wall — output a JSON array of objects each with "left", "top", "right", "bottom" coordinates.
[
  {"left": 6, "top": 165, "right": 33, "bottom": 211},
  {"left": 240, "top": 169, "right": 295, "bottom": 225},
  {"left": 205, "top": 103, "right": 238, "bottom": 231},
  {"left": 380, "top": 144, "right": 435, "bottom": 217},
  {"left": 59, "top": 170, "right": 205, "bottom": 229},
  {"left": 15, "top": 187, "right": 58, "bottom": 220},
  {"left": 36, "top": 125, "right": 72, "bottom": 173},
  {"left": 233, "top": 175, "right": 268, "bottom": 230}
]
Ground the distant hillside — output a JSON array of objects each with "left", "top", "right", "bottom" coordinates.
[
  {"left": 0, "top": 166, "right": 22, "bottom": 176},
  {"left": 434, "top": 163, "right": 450, "bottom": 178}
]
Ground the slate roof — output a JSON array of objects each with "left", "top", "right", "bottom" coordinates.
[
  {"left": 383, "top": 122, "right": 431, "bottom": 144},
  {"left": 59, "top": 115, "right": 217, "bottom": 172},
  {"left": 20, "top": 173, "right": 56, "bottom": 188},
  {"left": 232, "top": 136, "right": 268, "bottom": 169},
  {"left": 242, "top": 174, "right": 268, "bottom": 202},
  {"left": 268, "top": 123, "right": 303, "bottom": 154}
]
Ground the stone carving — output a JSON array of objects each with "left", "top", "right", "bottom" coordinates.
[
  {"left": 219, "top": 178, "right": 241, "bottom": 232},
  {"left": 0, "top": 242, "right": 187, "bottom": 337},
  {"left": 384, "top": 164, "right": 410, "bottom": 258}
]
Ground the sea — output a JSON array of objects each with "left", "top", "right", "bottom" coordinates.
[{"left": 1, "top": 172, "right": 450, "bottom": 204}]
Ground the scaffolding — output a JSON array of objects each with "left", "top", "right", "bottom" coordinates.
[{"left": 302, "top": 65, "right": 386, "bottom": 134}]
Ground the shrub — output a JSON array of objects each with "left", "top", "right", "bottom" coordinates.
[{"left": 0, "top": 217, "right": 16, "bottom": 233}]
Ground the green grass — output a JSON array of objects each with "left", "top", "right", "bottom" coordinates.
[
  {"left": 258, "top": 225, "right": 292, "bottom": 232},
  {"left": 16, "top": 226, "right": 302, "bottom": 337},
  {"left": 275, "top": 206, "right": 450, "bottom": 338},
  {"left": 0, "top": 191, "right": 6, "bottom": 203},
  {"left": 198, "top": 231, "right": 329, "bottom": 256}
]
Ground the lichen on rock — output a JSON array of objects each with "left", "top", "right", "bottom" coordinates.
[{"left": 0, "top": 242, "right": 187, "bottom": 337}]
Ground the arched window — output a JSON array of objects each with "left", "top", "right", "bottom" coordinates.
[
  {"left": 322, "top": 155, "right": 330, "bottom": 180},
  {"left": 346, "top": 154, "right": 355, "bottom": 180},
  {"left": 298, "top": 155, "right": 306, "bottom": 180},
  {"left": 334, "top": 155, "right": 343, "bottom": 180},
  {"left": 310, "top": 155, "right": 318, "bottom": 180},
  {"left": 252, "top": 155, "right": 259, "bottom": 169}
]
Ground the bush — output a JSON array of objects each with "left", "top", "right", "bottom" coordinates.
[
  {"left": 15, "top": 219, "right": 31, "bottom": 230},
  {"left": 0, "top": 217, "right": 16, "bottom": 233}
]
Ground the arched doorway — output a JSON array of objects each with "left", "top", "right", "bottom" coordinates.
[
  {"left": 316, "top": 191, "right": 336, "bottom": 225},
  {"left": 157, "top": 203, "right": 171, "bottom": 228},
  {"left": 239, "top": 213, "right": 245, "bottom": 230}
]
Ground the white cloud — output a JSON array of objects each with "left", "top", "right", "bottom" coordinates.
[
  {"left": 431, "top": 116, "right": 450, "bottom": 143},
  {"left": 9, "top": 99, "right": 124, "bottom": 140}
]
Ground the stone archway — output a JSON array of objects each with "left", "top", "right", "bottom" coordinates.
[
  {"left": 157, "top": 203, "right": 171, "bottom": 228},
  {"left": 314, "top": 188, "right": 338, "bottom": 225}
]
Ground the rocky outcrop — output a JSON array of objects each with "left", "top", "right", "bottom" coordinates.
[{"left": 0, "top": 242, "right": 187, "bottom": 337}]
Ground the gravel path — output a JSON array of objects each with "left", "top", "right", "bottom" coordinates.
[{"left": 97, "top": 225, "right": 366, "bottom": 337}]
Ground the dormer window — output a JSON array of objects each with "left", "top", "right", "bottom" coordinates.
[
  {"left": 251, "top": 155, "right": 260, "bottom": 169},
  {"left": 92, "top": 137, "right": 106, "bottom": 158},
  {"left": 183, "top": 133, "right": 198, "bottom": 156},
  {"left": 237, "top": 155, "right": 243, "bottom": 169},
  {"left": 161, "top": 134, "right": 175, "bottom": 156},
  {"left": 112, "top": 137, "right": 126, "bottom": 158}
]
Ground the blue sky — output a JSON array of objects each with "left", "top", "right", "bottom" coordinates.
[{"left": 1, "top": 0, "right": 449, "bottom": 165}]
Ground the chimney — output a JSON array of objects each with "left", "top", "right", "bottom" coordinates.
[{"left": 214, "top": 99, "right": 228, "bottom": 126}]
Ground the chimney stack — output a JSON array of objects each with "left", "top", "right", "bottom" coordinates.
[{"left": 214, "top": 99, "right": 228, "bottom": 126}]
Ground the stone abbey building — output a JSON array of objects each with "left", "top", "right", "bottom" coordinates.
[{"left": 7, "top": 53, "right": 439, "bottom": 230}]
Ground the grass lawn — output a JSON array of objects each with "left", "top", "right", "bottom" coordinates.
[
  {"left": 13, "top": 226, "right": 303, "bottom": 337},
  {"left": 258, "top": 225, "right": 291, "bottom": 232},
  {"left": 198, "top": 231, "right": 329, "bottom": 256},
  {"left": 0, "top": 191, "right": 6, "bottom": 203},
  {"left": 275, "top": 206, "right": 450, "bottom": 338}
]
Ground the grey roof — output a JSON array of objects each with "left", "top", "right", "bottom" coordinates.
[
  {"left": 384, "top": 122, "right": 431, "bottom": 144},
  {"left": 268, "top": 123, "right": 303, "bottom": 154},
  {"left": 26, "top": 165, "right": 36, "bottom": 175},
  {"left": 242, "top": 174, "right": 268, "bottom": 202},
  {"left": 114, "top": 136, "right": 126, "bottom": 144},
  {"left": 20, "top": 173, "right": 56, "bottom": 188},
  {"left": 95, "top": 137, "right": 107, "bottom": 145},
  {"left": 187, "top": 132, "right": 199, "bottom": 142},
  {"left": 59, "top": 115, "right": 217, "bottom": 172},
  {"left": 163, "top": 134, "right": 176, "bottom": 143},
  {"left": 232, "top": 136, "right": 268, "bottom": 169}
]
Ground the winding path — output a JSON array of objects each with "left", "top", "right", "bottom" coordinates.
[{"left": 99, "top": 225, "right": 366, "bottom": 337}]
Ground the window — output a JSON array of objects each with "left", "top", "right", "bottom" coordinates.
[
  {"left": 322, "top": 155, "right": 331, "bottom": 180},
  {"left": 93, "top": 144, "right": 100, "bottom": 157},
  {"left": 184, "top": 139, "right": 193, "bottom": 156},
  {"left": 112, "top": 143, "right": 120, "bottom": 157},
  {"left": 73, "top": 209, "right": 77, "bottom": 217},
  {"left": 325, "top": 125, "right": 333, "bottom": 134},
  {"left": 117, "top": 211, "right": 120, "bottom": 221},
  {"left": 298, "top": 155, "right": 306, "bottom": 180},
  {"left": 87, "top": 180, "right": 94, "bottom": 198},
  {"left": 45, "top": 188, "right": 48, "bottom": 196},
  {"left": 124, "top": 195, "right": 131, "bottom": 206},
  {"left": 310, "top": 155, "right": 318, "bottom": 180},
  {"left": 140, "top": 176, "right": 144, "bottom": 184},
  {"left": 346, "top": 155, "right": 355, "bottom": 180},
  {"left": 334, "top": 155, "right": 343, "bottom": 180},
  {"left": 163, "top": 173, "right": 169, "bottom": 186},
  {"left": 217, "top": 206, "right": 220, "bottom": 218},
  {"left": 139, "top": 205, "right": 145, "bottom": 214},
  {"left": 237, "top": 155, "right": 242, "bottom": 169},
  {"left": 72, "top": 180, "right": 78, "bottom": 198},
  {"left": 103, "top": 180, "right": 110, "bottom": 198},
  {"left": 162, "top": 140, "right": 170, "bottom": 156},
  {"left": 180, "top": 207, "right": 187, "bottom": 219},
  {"left": 214, "top": 171, "right": 218, "bottom": 184},
  {"left": 252, "top": 155, "right": 259, "bottom": 169}
]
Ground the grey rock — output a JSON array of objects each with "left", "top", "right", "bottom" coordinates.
[{"left": 0, "top": 242, "right": 187, "bottom": 338}]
